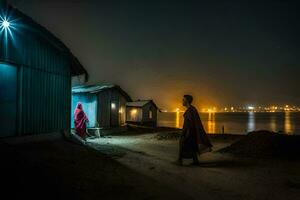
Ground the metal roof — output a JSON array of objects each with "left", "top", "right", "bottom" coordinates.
[
  {"left": 126, "top": 100, "right": 158, "bottom": 109},
  {"left": 72, "top": 84, "right": 115, "bottom": 93},
  {"left": 2, "top": 3, "right": 88, "bottom": 79},
  {"left": 72, "top": 84, "right": 132, "bottom": 101}
]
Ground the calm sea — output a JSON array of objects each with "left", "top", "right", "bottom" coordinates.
[{"left": 158, "top": 112, "right": 300, "bottom": 135}]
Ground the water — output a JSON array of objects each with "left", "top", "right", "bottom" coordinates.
[{"left": 158, "top": 112, "right": 300, "bottom": 135}]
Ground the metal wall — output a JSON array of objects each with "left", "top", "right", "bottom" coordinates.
[
  {"left": 0, "top": 63, "right": 17, "bottom": 137},
  {"left": 0, "top": 6, "right": 71, "bottom": 75},
  {"left": 71, "top": 93, "right": 97, "bottom": 128},
  {"left": 0, "top": 26, "right": 70, "bottom": 76},
  {"left": 20, "top": 67, "right": 71, "bottom": 135},
  {"left": 0, "top": 7, "right": 74, "bottom": 136},
  {"left": 97, "top": 90, "right": 111, "bottom": 127},
  {"left": 97, "top": 89, "right": 128, "bottom": 128},
  {"left": 142, "top": 103, "right": 158, "bottom": 123}
]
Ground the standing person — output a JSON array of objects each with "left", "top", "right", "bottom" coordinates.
[
  {"left": 177, "top": 95, "right": 213, "bottom": 166},
  {"left": 74, "top": 102, "right": 89, "bottom": 140}
]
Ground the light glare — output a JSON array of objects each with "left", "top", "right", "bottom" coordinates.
[{"left": 2, "top": 20, "right": 9, "bottom": 28}]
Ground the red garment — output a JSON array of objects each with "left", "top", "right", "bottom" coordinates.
[{"left": 74, "top": 102, "right": 89, "bottom": 138}]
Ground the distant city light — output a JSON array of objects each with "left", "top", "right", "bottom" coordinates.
[{"left": 248, "top": 106, "right": 255, "bottom": 110}]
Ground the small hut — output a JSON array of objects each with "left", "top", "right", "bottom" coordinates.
[
  {"left": 71, "top": 84, "right": 132, "bottom": 129},
  {"left": 126, "top": 100, "right": 158, "bottom": 127}
]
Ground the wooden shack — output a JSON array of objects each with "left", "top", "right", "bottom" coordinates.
[{"left": 126, "top": 100, "right": 158, "bottom": 127}]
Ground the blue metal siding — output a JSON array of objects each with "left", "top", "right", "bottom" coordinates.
[
  {"left": 0, "top": 31, "right": 70, "bottom": 75},
  {"left": 20, "top": 67, "right": 71, "bottom": 135},
  {"left": 0, "top": 63, "right": 17, "bottom": 137},
  {"left": 0, "top": 8, "right": 71, "bottom": 76},
  {"left": 0, "top": 7, "right": 75, "bottom": 136},
  {"left": 71, "top": 93, "right": 97, "bottom": 128}
]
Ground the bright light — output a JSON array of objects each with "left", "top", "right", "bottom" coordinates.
[
  {"left": 2, "top": 20, "right": 9, "bottom": 28},
  {"left": 175, "top": 108, "right": 180, "bottom": 112},
  {"left": 248, "top": 106, "right": 255, "bottom": 110},
  {"left": 131, "top": 109, "right": 137, "bottom": 115},
  {"left": 207, "top": 108, "right": 216, "bottom": 113},
  {"left": 111, "top": 103, "right": 116, "bottom": 109},
  {"left": 0, "top": 15, "right": 17, "bottom": 43}
]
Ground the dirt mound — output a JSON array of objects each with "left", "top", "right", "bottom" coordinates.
[{"left": 219, "top": 130, "right": 300, "bottom": 159}]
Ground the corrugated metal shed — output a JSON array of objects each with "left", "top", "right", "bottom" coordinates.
[
  {"left": 0, "top": 3, "right": 87, "bottom": 137},
  {"left": 71, "top": 84, "right": 132, "bottom": 128}
]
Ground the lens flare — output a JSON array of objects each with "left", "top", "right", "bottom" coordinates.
[{"left": 2, "top": 20, "right": 9, "bottom": 28}]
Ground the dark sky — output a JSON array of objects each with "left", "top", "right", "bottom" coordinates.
[{"left": 9, "top": 0, "right": 300, "bottom": 110}]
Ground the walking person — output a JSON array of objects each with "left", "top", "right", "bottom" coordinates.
[
  {"left": 74, "top": 102, "right": 89, "bottom": 140},
  {"left": 177, "top": 95, "right": 213, "bottom": 166}
]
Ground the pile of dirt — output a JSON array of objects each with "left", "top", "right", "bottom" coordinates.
[{"left": 219, "top": 130, "right": 300, "bottom": 159}]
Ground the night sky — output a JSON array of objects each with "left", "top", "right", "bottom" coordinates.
[{"left": 9, "top": 0, "right": 300, "bottom": 110}]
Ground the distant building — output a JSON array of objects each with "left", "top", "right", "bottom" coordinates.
[
  {"left": 126, "top": 100, "right": 158, "bottom": 127},
  {"left": 0, "top": 2, "right": 87, "bottom": 137},
  {"left": 72, "top": 84, "right": 132, "bottom": 129}
]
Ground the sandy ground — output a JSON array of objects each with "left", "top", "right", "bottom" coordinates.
[{"left": 87, "top": 133, "right": 300, "bottom": 200}]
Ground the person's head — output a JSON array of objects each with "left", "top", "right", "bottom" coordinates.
[
  {"left": 182, "top": 95, "right": 193, "bottom": 107},
  {"left": 76, "top": 102, "right": 83, "bottom": 110}
]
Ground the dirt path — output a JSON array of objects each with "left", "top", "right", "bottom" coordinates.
[
  {"left": 88, "top": 134, "right": 300, "bottom": 200},
  {"left": 0, "top": 138, "right": 193, "bottom": 200}
]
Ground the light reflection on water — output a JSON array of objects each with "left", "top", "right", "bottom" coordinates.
[
  {"left": 270, "top": 115, "right": 277, "bottom": 132},
  {"left": 208, "top": 112, "right": 216, "bottom": 134},
  {"left": 175, "top": 111, "right": 180, "bottom": 128},
  {"left": 284, "top": 112, "right": 293, "bottom": 135},
  {"left": 159, "top": 111, "right": 300, "bottom": 135},
  {"left": 247, "top": 112, "right": 255, "bottom": 132}
]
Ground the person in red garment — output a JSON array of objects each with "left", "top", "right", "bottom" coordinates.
[
  {"left": 74, "top": 102, "right": 89, "bottom": 139},
  {"left": 177, "top": 95, "right": 213, "bottom": 166}
]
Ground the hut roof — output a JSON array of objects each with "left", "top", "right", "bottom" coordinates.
[
  {"left": 4, "top": 4, "right": 88, "bottom": 79},
  {"left": 126, "top": 100, "right": 158, "bottom": 109},
  {"left": 72, "top": 84, "right": 132, "bottom": 101}
]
